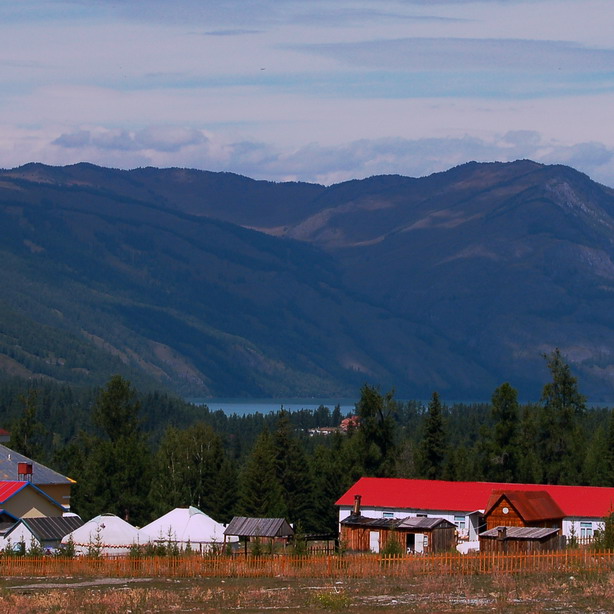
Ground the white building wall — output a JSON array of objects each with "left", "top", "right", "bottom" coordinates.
[
  {"left": 563, "top": 518, "right": 604, "bottom": 539},
  {"left": 339, "top": 507, "right": 605, "bottom": 542},
  {"left": 0, "top": 523, "right": 38, "bottom": 552}
]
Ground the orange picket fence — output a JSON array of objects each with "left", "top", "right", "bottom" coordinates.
[{"left": 1, "top": 550, "right": 612, "bottom": 579}]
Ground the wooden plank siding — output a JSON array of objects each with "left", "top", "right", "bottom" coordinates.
[
  {"left": 340, "top": 524, "right": 456, "bottom": 554},
  {"left": 485, "top": 495, "right": 563, "bottom": 531}
]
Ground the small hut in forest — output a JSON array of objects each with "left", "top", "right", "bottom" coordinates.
[
  {"left": 223, "top": 516, "right": 294, "bottom": 554},
  {"left": 340, "top": 514, "right": 456, "bottom": 554},
  {"left": 479, "top": 526, "right": 563, "bottom": 553}
]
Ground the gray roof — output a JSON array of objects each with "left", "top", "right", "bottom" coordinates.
[
  {"left": 0, "top": 445, "right": 73, "bottom": 485},
  {"left": 224, "top": 516, "right": 294, "bottom": 538},
  {"left": 19, "top": 515, "right": 84, "bottom": 542},
  {"left": 341, "top": 514, "right": 455, "bottom": 531},
  {"left": 480, "top": 526, "right": 560, "bottom": 540},
  {"left": 397, "top": 517, "right": 456, "bottom": 530}
]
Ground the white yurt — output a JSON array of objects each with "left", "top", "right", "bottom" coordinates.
[
  {"left": 61, "top": 513, "right": 145, "bottom": 556},
  {"left": 140, "top": 506, "right": 237, "bottom": 553}
]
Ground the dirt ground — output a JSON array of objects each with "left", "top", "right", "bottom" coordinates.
[{"left": 1, "top": 572, "right": 614, "bottom": 613}]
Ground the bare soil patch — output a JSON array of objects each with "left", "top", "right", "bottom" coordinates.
[{"left": 2, "top": 572, "right": 614, "bottom": 613}]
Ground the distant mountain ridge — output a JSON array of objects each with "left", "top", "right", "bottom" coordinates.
[{"left": 1, "top": 160, "right": 614, "bottom": 400}]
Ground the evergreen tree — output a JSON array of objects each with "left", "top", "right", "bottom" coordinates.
[
  {"left": 272, "top": 410, "right": 315, "bottom": 529},
  {"left": 415, "top": 392, "right": 447, "bottom": 479},
  {"left": 538, "top": 349, "right": 586, "bottom": 484},
  {"left": 238, "top": 429, "right": 286, "bottom": 518},
  {"left": 75, "top": 376, "right": 152, "bottom": 525},
  {"left": 515, "top": 403, "right": 543, "bottom": 484},
  {"left": 9, "top": 390, "right": 46, "bottom": 460},
  {"left": 486, "top": 382, "right": 520, "bottom": 482},
  {"left": 354, "top": 384, "right": 397, "bottom": 477}
]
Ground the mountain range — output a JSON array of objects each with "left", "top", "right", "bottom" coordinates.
[{"left": 1, "top": 159, "right": 614, "bottom": 401}]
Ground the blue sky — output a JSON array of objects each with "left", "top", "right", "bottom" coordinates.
[{"left": 1, "top": 0, "right": 613, "bottom": 185}]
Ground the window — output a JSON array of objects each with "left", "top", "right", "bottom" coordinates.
[
  {"left": 454, "top": 515, "right": 466, "bottom": 530},
  {"left": 580, "top": 522, "right": 593, "bottom": 539},
  {"left": 383, "top": 512, "right": 394, "bottom": 519}
]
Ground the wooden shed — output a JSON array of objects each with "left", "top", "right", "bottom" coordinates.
[
  {"left": 479, "top": 526, "right": 563, "bottom": 553},
  {"left": 340, "top": 514, "right": 456, "bottom": 554},
  {"left": 484, "top": 490, "right": 564, "bottom": 531},
  {"left": 223, "top": 516, "right": 294, "bottom": 554}
]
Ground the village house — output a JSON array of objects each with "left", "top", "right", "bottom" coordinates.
[
  {"left": 340, "top": 495, "right": 456, "bottom": 553},
  {"left": 0, "top": 444, "right": 75, "bottom": 510},
  {"left": 336, "top": 478, "right": 614, "bottom": 545},
  {"left": 1, "top": 514, "right": 84, "bottom": 552},
  {"left": 0, "top": 480, "right": 67, "bottom": 520}
]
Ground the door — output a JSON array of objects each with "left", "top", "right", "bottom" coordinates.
[{"left": 369, "top": 531, "right": 380, "bottom": 553}]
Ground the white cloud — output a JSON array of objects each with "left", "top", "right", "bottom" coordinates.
[{"left": 1, "top": 0, "right": 613, "bottom": 188}]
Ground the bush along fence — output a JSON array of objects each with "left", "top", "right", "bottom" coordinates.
[{"left": 0, "top": 550, "right": 613, "bottom": 578}]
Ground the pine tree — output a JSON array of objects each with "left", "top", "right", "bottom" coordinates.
[
  {"left": 272, "top": 410, "right": 315, "bottom": 529},
  {"left": 76, "top": 376, "right": 152, "bottom": 525},
  {"left": 487, "top": 382, "right": 520, "bottom": 482},
  {"left": 9, "top": 390, "right": 46, "bottom": 460},
  {"left": 538, "top": 349, "right": 586, "bottom": 484},
  {"left": 238, "top": 429, "right": 286, "bottom": 518},
  {"left": 415, "top": 392, "right": 447, "bottom": 479},
  {"left": 354, "top": 384, "right": 397, "bottom": 477}
]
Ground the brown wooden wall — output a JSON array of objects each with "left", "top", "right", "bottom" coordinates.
[
  {"left": 340, "top": 525, "right": 456, "bottom": 554},
  {"left": 486, "top": 497, "right": 563, "bottom": 531},
  {"left": 479, "top": 534, "right": 563, "bottom": 553},
  {"left": 486, "top": 499, "right": 524, "bottom": 530}
]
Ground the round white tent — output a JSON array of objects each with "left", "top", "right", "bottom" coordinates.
[
  {"left": 140, "top": 506, "right": 237, "bottom": 553},
  {"left": 61, "top": 513, "right": 144, "bottom": 556}
]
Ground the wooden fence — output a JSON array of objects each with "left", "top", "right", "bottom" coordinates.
[{"left": 0, "top": 550, "right": 612, "bottom": 579}]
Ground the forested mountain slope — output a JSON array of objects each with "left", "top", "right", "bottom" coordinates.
[{"left": 1, "top": 160, "right": 614, "bottom": 400}]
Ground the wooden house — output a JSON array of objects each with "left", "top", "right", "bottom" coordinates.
[
  {"left": 336, "top": 478, "right": 614, "bottom": 543},
  {"left": 340, "top": 497, "right": 456, "bottom": 553},
  {"left": 484, "top": 490, "right": 564, "bottom": 531},
  {"left": 479, "top": 526, "right": 562, "bottom": 553}
]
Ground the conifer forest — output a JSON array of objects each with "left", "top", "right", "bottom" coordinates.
[{"left": 1, "top": 350, "right": 613, "bottom": 534}]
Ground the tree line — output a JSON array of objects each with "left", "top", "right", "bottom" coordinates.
[{"left": 1, "top": 349, "right": 613, "bottom": 534}]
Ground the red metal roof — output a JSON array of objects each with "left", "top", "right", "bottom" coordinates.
[
  {"left": 0, "top": 481, "right": 27, "bottom": 503},
  {"left": 485, "top": 490, "right": 565, "bottom": 522},
  {"left": 336, "top": 478, "right": 614, "bottom": 519}
]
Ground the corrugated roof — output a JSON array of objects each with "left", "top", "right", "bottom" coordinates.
[
  {"left": 341, "top": 514, "right": 454, "bottom": 531},
  {"left": 340, "top": 515, "right": 399, "bottom": 529},
  {"left": 20, "top": 515, "right": 84, "bottom": 542},
  {"left": 224, "top": 516, "right": 294, "bottom": 538},
  {"left": 480, "top": 526, "right": 560, "bottom": 540},
  {"left": 397, "top": 517, "right": 455, "bottom": 530},
  {"left": 485, "top": 490, "right": 564, "bottom": 522},
  {"left": 0, "top": 444, "right": 73, "bottom": 485},
  {"left": 336, "top": 478, "right": 614, "bottom": 519}
]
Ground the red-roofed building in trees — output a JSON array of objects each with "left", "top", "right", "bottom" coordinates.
[{"left": 336, "top": 477, "right": 614, "bottom": 542}]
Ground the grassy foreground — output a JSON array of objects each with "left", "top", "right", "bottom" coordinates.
[{"left": 2, "top": 571, "right": 614, "bottom": 613}]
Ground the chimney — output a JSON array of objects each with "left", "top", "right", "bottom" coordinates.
[
  {"left": 18, "top": 462, "right": 33, "bottom": 482},
  {"left": 353, "top": 494, "right": 362, "bottom": 516},
  {"left": 497, "top": 526, "right": 507, "bottom": 541}
]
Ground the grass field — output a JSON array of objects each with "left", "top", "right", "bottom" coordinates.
[{"left": 2, "top": 571, "right": 614, "bottom": 613}]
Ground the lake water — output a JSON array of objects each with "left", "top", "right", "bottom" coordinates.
[{"left": 188, "top": 397, "right": 357, "bottom": 416}]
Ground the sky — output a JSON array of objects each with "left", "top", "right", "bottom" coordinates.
[{"left": 1, "top": 0, "right": 614, "bottom": 186}]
